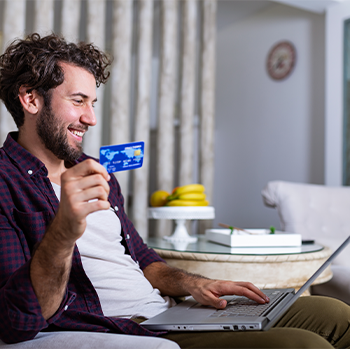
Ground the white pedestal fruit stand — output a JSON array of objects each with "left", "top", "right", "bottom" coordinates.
[{"left": 148, "top": 206, "right": 215, "bottom": 243}]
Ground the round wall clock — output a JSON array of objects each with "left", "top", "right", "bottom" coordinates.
[{"left": 266, "top": 41, "right": 296, "bottom": 81}]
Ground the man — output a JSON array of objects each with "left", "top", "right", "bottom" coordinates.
[{"left": 0, "top": 33, "right": 349, "bottom": 349}]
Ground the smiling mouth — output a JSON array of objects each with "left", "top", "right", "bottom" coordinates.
[{"left": 68, "top": 127, "right": 86, "bottom": 140}]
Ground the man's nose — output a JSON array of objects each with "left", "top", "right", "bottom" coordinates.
[{"left": 81, "top": 105, "right": 97, "bottom": 126}]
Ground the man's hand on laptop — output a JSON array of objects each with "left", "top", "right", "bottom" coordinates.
[
  {"left": 143, "top": 262, "right": 270, "bottom": 310},
  {"left": 188, "top": 279, "right": 270, "bottom": 310}
]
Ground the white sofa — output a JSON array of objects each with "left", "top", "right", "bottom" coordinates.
[
  {"left": 0, "top": 331, "right": 179, "bottom": 349},
  {"left": 262, "top": 180, "right": 350, "bottom": 304}
]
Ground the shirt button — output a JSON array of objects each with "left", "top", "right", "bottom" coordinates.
[
  {"left": 114, "top": 206, "right": 118, "bottom": 212},
  {"left": 126, "top": 234, "right": 130, "bottom": 239},
  {"left": 64, "top": 305, "right": 68, "bottom": 311},
  {"left": 28, "top": 170, "right": 33, "bottom": 175}
]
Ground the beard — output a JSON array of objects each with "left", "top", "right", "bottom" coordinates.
[{"left": 36, "top": 98, "right": 86, "bottom": 163}]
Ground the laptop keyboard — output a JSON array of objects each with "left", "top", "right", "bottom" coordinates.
[{"left": 209, "top": 290, "right": 285, "bottom": 318}]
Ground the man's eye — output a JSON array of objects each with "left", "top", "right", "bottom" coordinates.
[{"left": 74, "top": 100, "right": 83, "bottom": 104}]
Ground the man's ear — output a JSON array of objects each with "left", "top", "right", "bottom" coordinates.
[{"left": 18, "top": 86, "right": 42, "bottom": 115}]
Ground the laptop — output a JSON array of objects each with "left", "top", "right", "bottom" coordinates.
[{"left": 142, "top": 236, "right": 350, "bottom": 332}]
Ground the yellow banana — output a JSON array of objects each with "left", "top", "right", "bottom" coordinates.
[
  {"left": 175, "top": 184, "right": 205, "bottom": 195},
  {"left": 177, "top": 193, "right": 206, "bottom": 201},
  {"left": 166, "top": 199, "right": 209, "bottom": 207},
  {"left": 168, "top": 184, "right": 206, "bottom": 201}
]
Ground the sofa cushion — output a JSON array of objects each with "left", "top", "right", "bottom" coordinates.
[{"left": 0, "top": 331, "right": 180, "bottom": 349}]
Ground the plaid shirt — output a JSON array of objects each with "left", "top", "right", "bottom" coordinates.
[{"left": 0, "top": 132, "right": 166, "bottom": 344}]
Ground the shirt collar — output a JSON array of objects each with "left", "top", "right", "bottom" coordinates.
[
  {"left": 3, "top": 132, "right": 48, "bottom": 176},
  {"left": 3, "top": 132, "right": 87, "bottom": 177}
]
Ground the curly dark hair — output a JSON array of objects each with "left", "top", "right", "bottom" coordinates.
[{"left": 0, "top": 33, "right": 112, "bottom": 128}]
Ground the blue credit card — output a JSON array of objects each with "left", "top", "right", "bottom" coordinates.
[{"left": 99, "top": 141, "right": 144, "bottom": 173}]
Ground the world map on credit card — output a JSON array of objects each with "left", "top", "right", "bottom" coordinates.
[{"left": 100, "top": 141, "right": 144, "bottom": 173}]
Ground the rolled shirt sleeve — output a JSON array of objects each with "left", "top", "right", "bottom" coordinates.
[{"left": 0, "top": 258, "right": 76, "bottom": 344}]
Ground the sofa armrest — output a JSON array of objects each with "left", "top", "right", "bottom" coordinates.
[{"left": 262, "top": 180, "right": 350, "bottom": 267}]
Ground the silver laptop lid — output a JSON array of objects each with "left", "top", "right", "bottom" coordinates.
[{"left": 264, "top": 236, "right": 350, "bottom": 331}]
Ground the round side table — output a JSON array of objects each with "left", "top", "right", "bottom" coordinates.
[{"left": 146, "top": 236, "right": 332, "bottom": 294}]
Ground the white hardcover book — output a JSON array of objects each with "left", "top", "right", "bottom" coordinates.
[{"left": 205, "top": 229, "right": 302, "bottom": 247}]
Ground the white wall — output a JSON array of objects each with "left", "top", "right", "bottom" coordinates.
[
  {"left": 325, "top": 1, "right": 350, "bottom": 186},
  {"left": 213, "top": 3, "right": 325, "bottom": 229}
]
